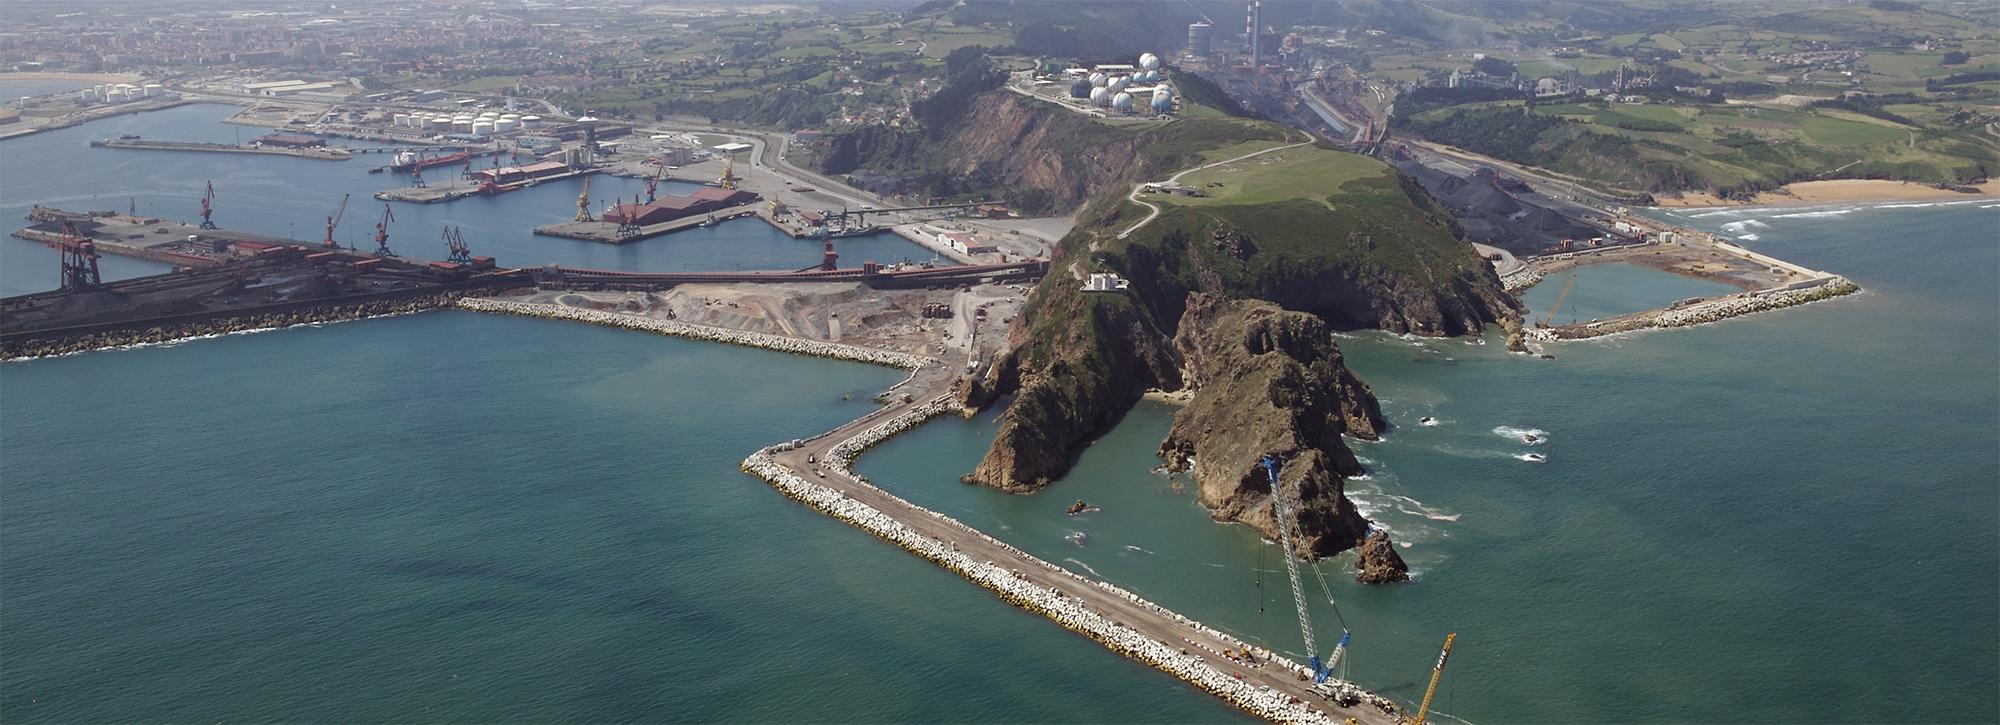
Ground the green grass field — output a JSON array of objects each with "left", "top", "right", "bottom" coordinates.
[{"left": 1167, "top": 147, "right": 1388, "bottom": 208}]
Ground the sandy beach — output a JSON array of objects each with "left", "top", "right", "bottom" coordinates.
[{"left": 1654, "top": 179, "right": 1999, "bottom": 208}]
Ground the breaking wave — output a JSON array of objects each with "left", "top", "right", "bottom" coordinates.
[
  {"left": 1770, "top": 208, "right": 1856, "bottom": 219},
  {"left": 1493, "top": 426, "right": 1549, "bottom": 445}
]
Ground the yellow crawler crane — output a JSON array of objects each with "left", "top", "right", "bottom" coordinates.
[{"left": 1411, "top": 632, "right": 1457, "bottom": 725}]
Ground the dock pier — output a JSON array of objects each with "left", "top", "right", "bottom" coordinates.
[{"left": 89, "top": 138, "right": 352, "bottom": 160}]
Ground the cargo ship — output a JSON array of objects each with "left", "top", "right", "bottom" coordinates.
[{"left": 389, "top": 149, "right": 472, "bottom": 173}]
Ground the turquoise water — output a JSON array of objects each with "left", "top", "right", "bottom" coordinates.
[
  {"left": 1518, "top": 261, "right": 1741, "bottom": 324},
  {"left": 0, "top": 103, "right": 936, "bottom": 297},
  {"left": 3, "top": 103, "right": 1995, "bottom": 722},
  {"left": 0, "top": 312, "right": 1246, "bottom": 723},
  {"left": 859, "top": 201, "right": 2000, "bottom": 722}
]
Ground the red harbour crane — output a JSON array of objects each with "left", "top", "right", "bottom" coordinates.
[
  {"left": 645, "top": 164, "right": 663, "bottom": 203},
  {"left": 48, "top": 222, "right": 102, "bottom": 291},
  {"left": 198, "top": 180, "right": 218, "bottom": 230},
  {"left": 372, "top": 203, "right": 395, "bottom": 257},
  {"left": 323, "top": 193, "right": 350, "bottom": 248}
]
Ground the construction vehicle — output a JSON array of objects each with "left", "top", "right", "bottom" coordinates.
[
  {"left": 1411, "top": 632, "right": 1457, "bottom": 725},
  {"left": 1259, "top": 455, "right": 1352, "bottom": 688},
  {"left": 323, "top": 193, "right": 350, "bottom": 249}
]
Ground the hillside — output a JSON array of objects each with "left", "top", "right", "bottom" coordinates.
[
  {"left": 1401, "top": 99, "right": 1999, "bottom": 198},
  {"left": 962, "top": 140, "right": 1518, "bottom": 566}
]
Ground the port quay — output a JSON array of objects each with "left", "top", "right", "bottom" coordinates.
[{"left": 456, "top": 298, "right": 1406, "bottom": 725}]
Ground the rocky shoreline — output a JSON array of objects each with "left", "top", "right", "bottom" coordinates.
[
  {"left": 2, "top": 292, "right": 464, "bottom": 361},
  {"left": 455, "top": 298, "right": 934, "bottom": 370},
  {"left": 1525, "top": 276, "right": 1859, "bottom": 342}
]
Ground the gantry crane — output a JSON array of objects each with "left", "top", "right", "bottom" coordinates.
[
  {"left": 1258, "top": 455, "right": 1352, "bottom": 687},
  {"left": 323, "top": 193, "right": 350, "bottom": 248},
  {"left": 1411, "top": 632, "right": 1458, "bottom": 725},
  {"left": 372, "top": 203, "right": 395, "bottom": 257},
  {"left": 48, "top": 222, "right": 101, "bottom": 291},
  {"left": 198, "top": 180, "right": 218, "bottom": 229},
  {"left": 575, "top": 176, "right": 594, "bottom": 222},
  {"left": 443, "top": 225, "right": 471, "bottom": 264},
  {"left": 615, "top": 194, "right": 642, "bottom": 239}
]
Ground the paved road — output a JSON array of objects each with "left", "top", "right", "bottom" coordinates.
[
  {"left": 1471, "top": 242, "right": 1523, "bottom": 277},
  {"left": 1119, "top": 141, "right": 1312, "bottom": 239},
  {"left": 762, "top": 351, "right": 1401, "bottom": 725}
]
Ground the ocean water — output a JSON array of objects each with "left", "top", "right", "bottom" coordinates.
[
  {"left": 3, "top": 102, "right": 1996, "bottom": 722},
  {"left": 1517, "top": 261, "right": 1740, "bottom": 323},
  {"left": 858, "top": 201, "right": 2000, "bottom": 722},
  {"left": 0, "top": 312, "right": 1246, "bottom": 723},
  {"left": 0, "top": 103, "right": 937, "bottom": 297}
]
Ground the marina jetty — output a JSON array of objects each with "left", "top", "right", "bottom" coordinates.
[
  {"left": 450, "top": 296, "right": 1411, "bottom": 725},
  {"left": 90, "top": 135, "right": 353, "bottom": 160}
]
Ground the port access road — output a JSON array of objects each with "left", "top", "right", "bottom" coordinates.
[{"left": 760, "top": 350, "right": 1402, "bottom": 724}]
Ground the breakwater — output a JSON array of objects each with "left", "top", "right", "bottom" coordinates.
[
  {"left": 89, "top": 138, "right": 352, "bottom": 160},
  {"left": 742, "top": 444, "right": 1388, "bottom": 724},
  {"left": 1526, "top": 275, "right": 1860, "bottom": 341},
  {"left": 454, "top": 297, "right": 933, "bottom": 369},
  {"left": 2, "top": 292, "right": 464, "bottom": 360}
]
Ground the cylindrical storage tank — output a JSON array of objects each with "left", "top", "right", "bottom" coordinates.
[
  {"left": 1112, "top": 92, "right": 1134, "bottom": 112},
  {"left": 1107, "top": 75, "right": 1129, "bottom": 93},
  {"left": 1069, "top": 78, "right": 1092, "bottom": 99},
  {"left": 1152, "top": 87, "right": 1174, "bottom": 113},
  {"left": 1140, "top": 53, "right": 1161, "bottom": 71},
  {"left": 1089, "top": 87, "right": 1110, "bottom": 106},
  {"left": 493, "top": 118, "right": 517, "bottom": 133},
  {"left": 78, "top": 89, "right": 94, "bottom": 100},
  {"left": 453, "top": 118, "right": 473, "bottom": 132},
  {"left": 501, "top": 113, "right": 521, "bottom": 121},
  {"left": 472, "top": 121, "right": 494, "bottom": 136},
  {"left": 478, "top": 112, "right": 498, "bottom": 120},
  {"left": 1088, "top": 72, "right": 1106, "bottom": 87},
  {"left": 520, "top": 115, "right": 542, "bottom": 127}
]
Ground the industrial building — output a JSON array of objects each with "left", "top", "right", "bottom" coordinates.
[
  {"left": 467, "top": 160, "right": 571, "bottom": 185},
  {"left": 602, "top": 187, "right": 758, "bottom": 226}
]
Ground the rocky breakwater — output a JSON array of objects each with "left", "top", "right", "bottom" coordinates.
[
  {"left": 2, "top": 292, "right": 462, "bottom": 361},
  {"left": 743, "top": 439, "right": 1397, "bottom": 723},
  {"left": 456, "top": 298, "right": 933, "bottom": 369},
  {"left": 1525, "top": 276, "right": 1860, "bottom": 342},
  {"left": 1157, "top": 295, "right": 1408, "bottom": 581}
]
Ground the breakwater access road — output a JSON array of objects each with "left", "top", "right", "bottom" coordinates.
[{"left": 455, "top": 297, "right": 1407, "bottom": 724}]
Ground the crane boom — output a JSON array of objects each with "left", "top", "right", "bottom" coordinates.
[
  {"left": 1411, "top": 632, "right": 1457, "bottom": 725},
  {"left": 1260, "top": 455, "right": 1324, "bottom": 678},
  {"left": 324, "top": 193, "right": 350, "bottom": 248},
  {"left": 1541, "top": 272, "right": 1578, "bottom": 327}
]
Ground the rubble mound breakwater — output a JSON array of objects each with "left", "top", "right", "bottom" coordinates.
[
  {"left": 455, "top": 298, "right": 933, "bottom": 369},
  {"left": 1526, "top": 276, "right": 1860, "bottom": 341},
  {"left": 3, "top": 292, "right": 464, "bottom": 361}
]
